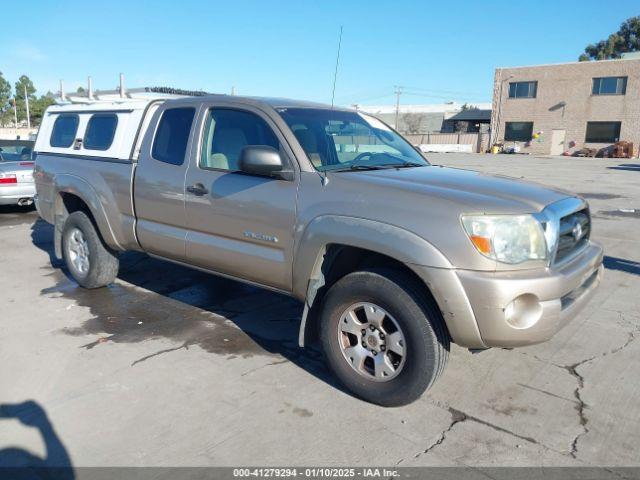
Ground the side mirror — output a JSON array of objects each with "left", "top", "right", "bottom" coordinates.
[{"left": 239, "top": 146, "right": 292, "bottom": 180}]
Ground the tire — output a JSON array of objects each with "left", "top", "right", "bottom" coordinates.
[
  {"left": 62, "top": 211, "right": 119, "bottom": 289},
  {"left": 319, "top": 268, "right": 449, "bottom": 407}
]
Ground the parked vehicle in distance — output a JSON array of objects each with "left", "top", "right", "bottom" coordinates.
[
  {"left": 0, "top": 140, "right": 36, "bottom": 206},
  {"left": 33, "top": 92, "right": 603, "bottom": 406}
]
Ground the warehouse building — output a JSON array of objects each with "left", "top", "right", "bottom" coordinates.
[
  {"left": 359, "top": 102, "right": 491, "bottom": 134},
  {"left": 490, "top": 53, "right": 640, "bottom": 156}
]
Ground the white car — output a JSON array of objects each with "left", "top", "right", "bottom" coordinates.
[{"left": 0, "top": 140, "right": 36, "bottom": 206}]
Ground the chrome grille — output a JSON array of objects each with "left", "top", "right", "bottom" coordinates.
[{"left": 555, "top": 208, "right": 590, "bottom": 264}]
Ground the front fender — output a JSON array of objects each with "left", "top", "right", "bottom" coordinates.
[
  {"left": 292, "top": 215, "right": 452, "bottom": 300},
  {"left": 293, "top": 216, "right": 469, "bottom": 347}
]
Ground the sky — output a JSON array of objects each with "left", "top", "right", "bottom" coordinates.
[{"left": 0, "top": 0, "right": 637, "bottom": 107}]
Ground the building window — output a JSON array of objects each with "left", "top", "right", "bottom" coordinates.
[
  {"left": 585, "top": 122, "right": 621, "bottom": 143},
  {"left": 151, "top": 107, "right": 196, "bottom": 165},
  {"left": 592, "top": 77, "right": 627, "bottom": 95},
  {"left": 508, "top": 81, "right": 537, "bottom": 99},
  {"left": 49, "top": 114, "right": 79, "bottom": 148},
  {"left": 84, "top": 114, "right": 118, "bottom": 150},
  {"left": 504, "top": 122, "right": 533, "bottom": 141}
]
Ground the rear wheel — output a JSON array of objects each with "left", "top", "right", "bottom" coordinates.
[
  {"left": 320, "top": 268, "right": 449, "bottom": 407},
  {"left": 62, "top": 211, "right": 119, "bottom": 288}
]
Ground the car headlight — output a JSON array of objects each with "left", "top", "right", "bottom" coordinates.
[{"left": 461, "top": 214, "right": 547, "bottom": 264}]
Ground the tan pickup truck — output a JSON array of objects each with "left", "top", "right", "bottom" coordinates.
[{"left": 34, "top": 93, "right": 603, "bottom": 406}]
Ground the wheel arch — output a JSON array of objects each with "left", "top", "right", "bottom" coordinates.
[
  {"left": 294, "top": 215, "right": 453, "bottom": 347},
  {"left": 53, "top": 175, "right": 121, "bottom": 258}
]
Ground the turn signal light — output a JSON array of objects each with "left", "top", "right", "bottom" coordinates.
[{"left": 469, "top": 235, "right": 492, "bottom": 255}]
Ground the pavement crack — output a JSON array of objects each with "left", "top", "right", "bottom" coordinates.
[
  {"left": 131, "top": 342, "right": 190, "bottom": 366},
  {"left": 414, "top": 408, "right": 467, "bottom": 459},
  {"left": 415, "top": 404, "right": 544, "bottom": 461},
  {"left": 518, "top": 316, "right": 639, "bottom": 459},
  {"left": 240, "top": 359, "right": 289, "bottom": 376},
  {"left": 564, "top": 361, "right": 589, "bottom": 458},
  {"left": 450, "top": 407, "right": 539, "bottom": 446},
  {"left": 557, "top": 321, "right": 638, "bottom": 458}
]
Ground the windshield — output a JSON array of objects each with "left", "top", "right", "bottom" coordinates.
[
  {"left": 277, "top": 108, "right": 429, "bottom": 172},
  {"left": 0, "top": 142, "right": 34, "bottom": 162}
]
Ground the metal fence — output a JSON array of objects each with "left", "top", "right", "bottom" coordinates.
[{"left": 404, "top": 132, "right": 489, "bottom": 153}]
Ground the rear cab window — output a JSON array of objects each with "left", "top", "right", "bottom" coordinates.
[
  {"left": 84, "top": 114, "right": 118, "bottom": 150},
  {"left": 50, "top": 114, "right": 79, "bottom": 148},
  {"left": 152, "top": 107, "right": 196, "bottom": 165}
]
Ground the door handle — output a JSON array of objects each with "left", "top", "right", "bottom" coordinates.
[{"left": 186, "top": 183, "right": 208, "bottom": 196}]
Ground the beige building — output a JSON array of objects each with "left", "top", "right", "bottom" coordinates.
[{"left": 490, "top": 55, "right": 640, "bottom": 156}]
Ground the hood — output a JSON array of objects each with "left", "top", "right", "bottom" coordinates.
[{"left": 333, "top": 165, "right": 572, "bottom": 213}]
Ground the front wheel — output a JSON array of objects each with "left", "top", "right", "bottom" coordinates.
[
  {"left": 62, "top": 211, "right": 119, "bottom": 288},
  {"left": 319, "top": 268, "right": 449, "bottom": 407}
]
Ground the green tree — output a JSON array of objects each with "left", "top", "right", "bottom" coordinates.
[
  {"left": 14, "top": 75, "right": 36, "bottom": 124},
  {"left": 0, "top": 71, "right": 13, "bottom": 127},
  {"left": 579, "top": 16, "right": 640, "bottom": 61},
  {"left": 30, "top": 94, "right": 56, "bottom": 127}
]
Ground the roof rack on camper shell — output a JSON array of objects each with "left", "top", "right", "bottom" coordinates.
[{"left": 57, "top": 73, "right": 213, "bottom": 105}]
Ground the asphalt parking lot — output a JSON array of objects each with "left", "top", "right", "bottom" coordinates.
[{"left": 1, "top": 153, "right": 639, "bottom": 468}]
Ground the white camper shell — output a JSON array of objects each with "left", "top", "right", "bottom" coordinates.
[{"left": 34, "top": 101, "right": 161, "bottom": 162}]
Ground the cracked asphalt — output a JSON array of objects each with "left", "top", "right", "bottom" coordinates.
[{"left": 1, "top": 154, "right": 639, "bottom": 467}]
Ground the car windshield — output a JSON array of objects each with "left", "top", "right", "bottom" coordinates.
[
  {"left": 277, "top": 108, "right": 429, "bottom": 172},
  {"left": 0, "top": 142, "right": 34, "bottom": 162}
]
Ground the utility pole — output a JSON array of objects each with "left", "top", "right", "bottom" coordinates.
[
  {"left": 24, "top": 85, "right": 31, "bottom": 129},
  {"left": 394, "top": 86, "right": 403, "bottom": 129}
]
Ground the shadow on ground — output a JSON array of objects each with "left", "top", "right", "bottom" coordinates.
[
  {"left": 0, "top": 400, "right": 74, "bottom": 480},
  {"left": 607, "top": 163, "right": 640, "bottom": 172},
  {"left": 30, "top": 220, "right": 345, "bottom": 394},
  {"left": 0, "top": 205, "right": 37, "bottom": 228},
  {"left": 604, "top": 256, "right": 640, "bottom": 276}
]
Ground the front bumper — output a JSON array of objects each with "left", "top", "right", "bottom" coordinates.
[
  {"left": 0, "top": 183, "right": 36, "bottom": 205},
  {"left": 412, "top": 242, "right": 604, "bottom": 348}
]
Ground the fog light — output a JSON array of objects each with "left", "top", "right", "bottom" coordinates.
[{"left": 504, "top": 294, "right": 543, "bottom": 329}]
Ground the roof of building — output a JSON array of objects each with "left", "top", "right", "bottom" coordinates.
[
  {"left": 496, "top": 55, "right": 640, "bottom": 70},
  {"left": 446, "top": 109, "right": 492, "bottom": 121},
  {"left": 359, "top": 102, "right": 492, "bottom": 115}
]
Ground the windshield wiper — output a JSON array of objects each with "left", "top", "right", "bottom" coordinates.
[
  {"left": 328, "top": 164, "right": 394, "bottom": 172},
  {"left": 385, "top": 161, "right": 426, "bottom": 168}
]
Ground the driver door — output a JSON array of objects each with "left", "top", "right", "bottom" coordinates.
[{"left": 183, "top": 105, "right": 298, "bottom": 291}]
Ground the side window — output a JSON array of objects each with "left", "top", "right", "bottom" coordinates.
[
  {"left": 200, "top": 109, "right": 279, "bottom": 171},
  {"left": 152, "top": 107, "right": 195, "bottom": 165},
  {"left": 50, "top": 114, "right": 79, "bottom": 148},
  {"left": 84, "top": 114, "right": 118, "bottom": 150}
]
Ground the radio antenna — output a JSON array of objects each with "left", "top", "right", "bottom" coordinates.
[{"left": 330, "top": 26, "right": 343, "bottom": 107}]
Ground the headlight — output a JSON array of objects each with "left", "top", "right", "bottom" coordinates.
[{"left": 461, "top": 214, "right": 547, "bottom": 264}]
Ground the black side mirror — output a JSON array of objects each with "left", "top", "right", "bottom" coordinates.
[{"left": 239, "top": 146, "right": 293, "bottom": 180}]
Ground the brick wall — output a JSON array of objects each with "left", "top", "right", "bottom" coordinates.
[{"left": 490, "top": 58, "right": 640, "bottom": 156}]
